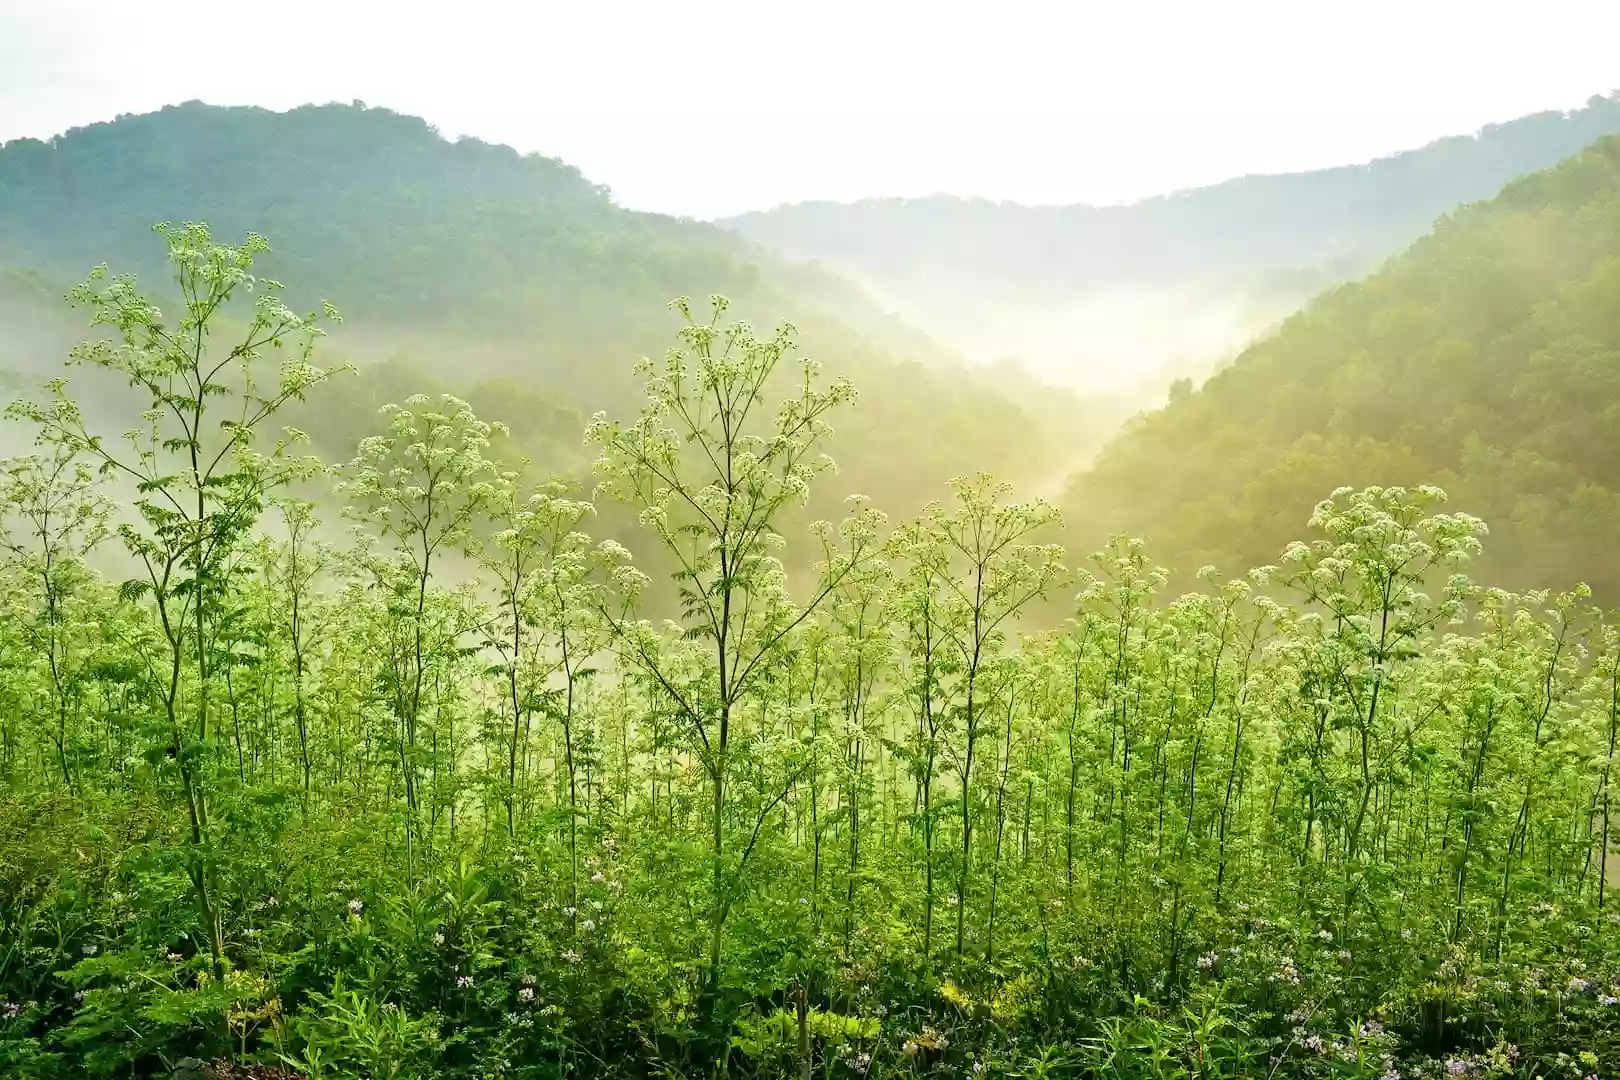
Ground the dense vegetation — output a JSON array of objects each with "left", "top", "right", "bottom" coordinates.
[
  {"left": 0, "top": 224, "right": 1617, "bottom": 1080},
  {"left": 0, "top": 101, "right": 1107, "bottom": 527},
  {"left": 1064, "top": 133, "right": 1620, "bottom": 599}
]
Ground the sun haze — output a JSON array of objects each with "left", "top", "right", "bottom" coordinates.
[{"left": 3, "top": 0, "right": 1617, "bottom": 217}]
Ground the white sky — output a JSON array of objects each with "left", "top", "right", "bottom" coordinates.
[{"left": 2, "top": 0, "right": 1618, "bottom": 218}]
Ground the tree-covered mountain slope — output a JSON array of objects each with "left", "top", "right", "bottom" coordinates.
[
  {"left": 722, "top": 94, "right": 1620, "bottom": 391},
  {"left": 0, "top": 101, "right": 1092, "bottom": 521},
  {"left": 1061, "top": 133, "right": 1620, "bottom": 596}
]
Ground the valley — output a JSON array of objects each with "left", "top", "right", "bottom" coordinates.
[{"left": 2, "top": 87, "right": 1619, "bottom": 1080}]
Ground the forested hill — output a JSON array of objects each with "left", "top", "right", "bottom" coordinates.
[
  {"left": 1063, "top": 133, "right": 1620, "bottom": 596},
  {"left": 0, "top": 100, "right": 941, "bottom": 379},
  {"left": 0, "top": 101, "right": 1098, "bottom": 521},
  {"left": 721, "top": 94, "right": 1620, "bottom": 389}
]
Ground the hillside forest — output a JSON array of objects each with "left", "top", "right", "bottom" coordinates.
[{"left": 0, "top": 99, "right": 1619, "bottom": 1080}]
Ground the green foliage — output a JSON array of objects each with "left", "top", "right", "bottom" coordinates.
[{"left": 2, "top": 226, "right": 1619, "bottom": 1080}]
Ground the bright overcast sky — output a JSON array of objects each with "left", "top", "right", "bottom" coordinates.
[{"left": 2, "top": 0, "right": 1618, "bottom": 218}]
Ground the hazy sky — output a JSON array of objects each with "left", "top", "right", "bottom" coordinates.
[{"left": 3, "top": 0, "right": 1618, "bottom": 218}]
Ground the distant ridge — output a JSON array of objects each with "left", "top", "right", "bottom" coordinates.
[
  {"left": 720, "top": 93, "right": 1620, "bottom": 390},
  {"left": 723, "top": 93, "right": 1620, "bottom": 289}
]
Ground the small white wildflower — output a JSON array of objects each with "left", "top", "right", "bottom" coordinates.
[
  {"left": 591, "top": 870, "right": 605, "bottom": 884},
  {"left": 581, "top": 919, "right": 596, "bottom": 932},
  {"left": 456, "top": 975, "right": 474, "bottom": 989},
  {"left": 432, "top": 932, "right": 445, "bottom": 946},
  {"left": 517, "top": 987, "right": 535, "bottom": 1002},
  {"left": 348, "top": 899, "right": 363, "bottom": 915},
  {"left": 561, "top": 948, "right": 582, "bottom": 964}
]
